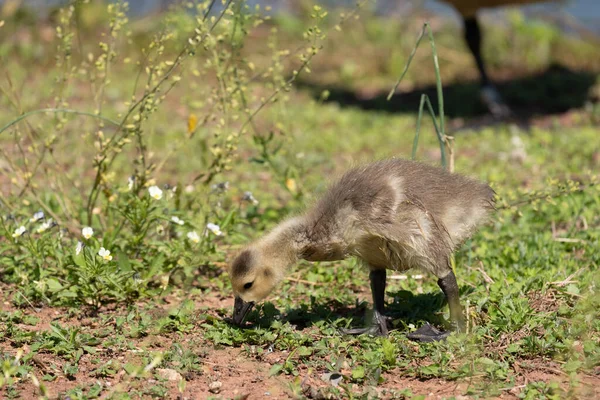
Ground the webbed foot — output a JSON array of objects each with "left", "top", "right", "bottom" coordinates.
[
  {"left": 406, "top": 323, "right": 450, "bottom": 342},
  {"left": 340, "top": 312, "right": 388, "bottom": 337},
  {"left": 340, "top": 324, "right": 387, "bottom": 337},
  {"left": 480, "top": 85, "right": 512, "bottom": 118}
]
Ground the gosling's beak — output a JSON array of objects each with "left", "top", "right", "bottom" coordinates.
[{"left": 233, "top": 296, "right": 255, "bottom": 326}]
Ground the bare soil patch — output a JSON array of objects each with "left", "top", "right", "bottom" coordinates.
[{"left": 2, "top": 286, "right": 599, "bottom": 399}]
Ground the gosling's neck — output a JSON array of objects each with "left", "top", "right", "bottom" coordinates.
[{"left": 254, "top": 216, "right": 309, "bottom": 269}]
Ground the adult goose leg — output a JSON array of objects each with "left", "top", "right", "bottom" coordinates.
[
  {"left": 464, "top": 16, "right": 490, "bottom": 88},
  {"left": 464, "top": 16, "right": 511, "bottom": 117},
  {"left": 341, "top": 269, "right": 388, "bottom": 336}
]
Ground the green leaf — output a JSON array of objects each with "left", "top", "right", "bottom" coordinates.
[
  {"left": 220, "top": 209, "right": 236, "bottom": 229},
  {"left": 351, "top": 366, "right": 365, "bottom": 380},
  {"left": 124, "top": 363, "right": 139, "bottom": 375},
  {"left": 419, "top": 364, "right": 439, "bottom": 376},
  {"left": 381, "top": 339, "right": 397, "bottom": 366},
  {"left": 268, "top": 363, "right": 283, "bottom": 376},
  {"left": 296, "top": 346, "right": 312, "bottom": 357},
  {"left": 562, "top": 359, "right": 582, "bottom": 373},
  {"left": 22, "top": 315, "right": 40, "bottom": 326},
  {"left": 117, "top": 251, "right": 132, "bottom": 272},
  {"left": 566, "top": 284, "right": 580, "bottom": 295},
  {"left": 506, "top": 343, "right": 521, "bottom": 353},
  {"left": 46, "top": 278, "right": 63, "bottom": 292}
]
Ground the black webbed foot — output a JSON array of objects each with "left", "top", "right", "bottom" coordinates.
[
  {"left": 340, "top": 312, "right": 388, "bottom": 337},
  {"left": 340, "top": 325, "right": 386, "bottom": 337},
  {"left": 406, "top": 323, "right": 450, "bottom": 342},
  {"left": 341, "top": 269, "right": 390, "bottom": 337}
]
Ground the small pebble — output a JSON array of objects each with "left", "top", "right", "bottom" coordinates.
[
  {"left": 157, "top": 368, "right": 182, "bottom": 381},
  {"left": 209, "top": 381, "right": 222, "bottom": 394}
]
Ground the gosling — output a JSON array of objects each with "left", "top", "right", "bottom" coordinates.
[{"left": 230, "top": 158, "right": 495, "bottom": 341}]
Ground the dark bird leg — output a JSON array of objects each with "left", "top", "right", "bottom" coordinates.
[
  {"left": 406, "top": 270, "right": 465, "bottom": 342},
  {"left": 438, "top": 270, "right": 466, "bottom": 332},
  {"left": 464, "top": 16, "right": 511, "bottom": 117},
  {"left": 464, "top": 16, "right": 489, "bottom": 87},
  {"left": 341, "top": 269, "right": 388, "bottom": 336}
]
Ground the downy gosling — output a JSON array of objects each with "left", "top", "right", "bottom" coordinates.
[{"left": 230, "top": 158, "right": 495, "bottom": 341}]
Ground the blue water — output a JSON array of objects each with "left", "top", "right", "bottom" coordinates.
[{"left": 5, "top": 0, "right": 600, "bottom": 35}]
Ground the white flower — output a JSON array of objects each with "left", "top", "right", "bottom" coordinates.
[
  {"left": 30, "top": 211, "right": 44, "bottom": 222},
  {"left": 76, "top": 241, "right": 83, "bottom": 255},
  {"left": 12, "top": 226, "right": 26, "bottom": 238},
  {"left": 98, "top": 247, "right": 112, "bottom": 261},
  {"left": 148, "top": 185, "right": 163, "bottom": 200},
  {"left": 36, "top": 218, "right": 53, "bottom": 233},
  {"left": 128, "top": 176, "right": 135, "bottom": 191},
  {"left": 206, "top": 223, "right": 222, "bottom": 236},
  {"left": 82, "top": 226, "right": 94, "bottom": 239},
  {"left": 187, "top": 231, "right": 200, "bottom": 243},
  {"left": 171, "top": 216, "right": 184, "bottom": 225}
]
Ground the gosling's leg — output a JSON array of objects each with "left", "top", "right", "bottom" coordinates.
[
  {"left": 341, "top": 269, "right": 388, "bottom": 336},
  {"left": 406, "top": 270, "right": 465, "bottom": 342},
  {"left": 438, "top": 270, "right": 466, "bottom": 332},
  {"left": 464, "top": 16, "right": 511, "bottom": 117}
]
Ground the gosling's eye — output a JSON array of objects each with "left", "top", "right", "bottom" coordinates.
[{"left": 243, "top": 281, "right": 254, "bottom": 290}]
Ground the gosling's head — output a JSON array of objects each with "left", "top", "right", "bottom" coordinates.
[
  {"left": 229, "top": 217, "right": 305, "bottom": 325},
  {"left": 229, "top": 248, "right": 284, "bottom": 325}
]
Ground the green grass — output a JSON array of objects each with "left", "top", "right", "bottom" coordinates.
[{"left": 1, "top": 1, "right": 600, "bottom": 399}]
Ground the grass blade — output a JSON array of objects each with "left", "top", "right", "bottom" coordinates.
[{"left": 387, "top": 22, "right": 448, "bottom": 169}]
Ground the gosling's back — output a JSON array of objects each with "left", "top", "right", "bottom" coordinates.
[{"left": 303, "top": 159, "right": 495, "bottom": 273}]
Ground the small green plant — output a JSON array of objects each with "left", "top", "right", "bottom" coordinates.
[
  {"left": 33, "top": 323, "right": 100, "bottom": 361},
  {"left": 0, "top": 351, "right": 28, "bottom": 389},
  {"left": 0, "top": 0, "right": 327, "bottom": 310}
]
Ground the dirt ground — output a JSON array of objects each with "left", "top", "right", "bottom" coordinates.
[{"left": 2, "top": 285, "right": 599, "bottom": 400}]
